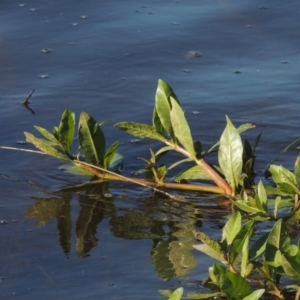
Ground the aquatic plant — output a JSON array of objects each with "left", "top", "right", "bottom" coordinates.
[{"left": 2, "top": 79, "right": 300, "bottom": 299}]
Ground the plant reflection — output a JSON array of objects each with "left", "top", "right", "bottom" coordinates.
[{"left": 25, "top": 182, "right": 227, "bottom": 280}]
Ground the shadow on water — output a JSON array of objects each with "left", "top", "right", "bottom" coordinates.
[{"left": 24, "top": 180, "right": 230, "bottom": 281}]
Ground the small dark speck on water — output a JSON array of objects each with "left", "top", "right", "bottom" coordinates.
[
  {"left": 234, "top": 70, "right": 242, "bottom": 74},
  {"left": 259, "top": 5, "right": 268, "bottom": 10},
  {"left": 281, "top": 61, "right": 289, "bottom": 64}
]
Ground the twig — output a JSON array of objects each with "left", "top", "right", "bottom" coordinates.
[
  {"left": 23, "top": 89, "right": 34, "bottom": 105},
  {"left": 74, "top": 160, "right": 184, "bottom": 200},
  {"left": 0, "top": 146, "right": 45, "bottom": 155},
  {"left": 23, "top": 90, "right": 35, "bottom": 114}
]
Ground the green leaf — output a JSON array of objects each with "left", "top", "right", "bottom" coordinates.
[
  {"left": 249, "top": 233, "right": 268, "bottom": 261},
  {"left": 155, "top": 146, "right": 173, "bottom": 156},
  {"left": 103, "top": 141, "right": 119, "bottom": 169},
  {"left": 222, "top": 211, "right": 241, "bottom": 245},
  {"left": 168, "top": 287, "right": 183, "bottom": 300},
  {"left": 229, "top": 220, "right": 255, "bottom": 265},
  {"left": 242, "top": 289, "right": 265, "bottom": 300},
  {"left": 57, "top": 108, "right": 75, "bottom": 155},
  {"left": 269, "top": 165, "right": 300, "bottom": 194},
  {"left": 193, "top": 230, "right": 226, "bottom": 264},
  {"left": 34, "top": 126, "right": 61, "bottom": 146},
  {"left": 219, "top": 271, "right": 252, "bottom": 300},
  {"left": 170, "top": 97, "right": 195, "bottom": 158},
  {"left": 24, "top": 132, "right": 71, "bottom": 161},
  {"left": 295, "top": 155, "right": 300, "bottom": 189},
  {"left": 256, "top": 180, "right": 268, "bottom": 212},
  {"left": 185, "top": 291, "right": 223, "bottom": 299},
  {"left": 273, "top": 196, "right": 281, "bottom": 219},
  {"left": 281, "top": 254, "right": 300, "bottom": 280},
  {"left": 153, "top": 79, "right": 180, "bottom": 139},
  {"left": 234, "top": 200, "right": 266, "bottom": 214},
  {"left": 209, "top": 263, "right": 227, "bottom": 285},
  {"left": 218, "top": 116, "right": 243, "bottom": 194},
  {"left": 240, "top": 233, "right": 251, "bottom": 277},
  {"left": 168, "top": 158, "right": 193, "bottom": 171},
  {"left": 174, "top": 164, "right": 212, "bottom": 181},
  {"left": 266, "top": 219, "right": 290, "bottom": 270},
  {"left": 115, "top": 122, "right": 167, "bottom": 143},
  {"left": 108, "top": 152, "right": 123, "bottom": 172},
  {"left": 79, "top": 112, "right": 105, "bottom": 165},
  {"left": 204, "top": 123, "right": 256, "bottom": 156}
]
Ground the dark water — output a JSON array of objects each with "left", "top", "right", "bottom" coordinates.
[{"left": 1, "top": 1, "right": 300, "bottom": 299}]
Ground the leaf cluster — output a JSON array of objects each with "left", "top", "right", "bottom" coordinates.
[{"left": 6, "top": 79, "right": 300, "bottom": 299}]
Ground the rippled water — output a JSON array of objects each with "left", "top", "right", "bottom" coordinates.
[{"left": 1, "top": 1, "right": 300, "bottom": 299}]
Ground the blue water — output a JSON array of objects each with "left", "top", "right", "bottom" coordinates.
[{"left": 1, "top": 0, "right": 300, "bottom": 299}]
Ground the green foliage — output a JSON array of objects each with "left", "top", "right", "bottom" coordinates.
[
  {"left": 168, "top": 287, "right": 183, "bottom": 300},
  {"left": 193, "top": 212, "right": 300, "bottom": 299},
  {"left": 7, "top": 78, "right": 300, "bottom": 299},
  {"left": 23, "top": 109, "right": 120, "bottom": 173},
  {"left": 218, "top": 116, "right": 243, "bottom": 195},
  {"left": 79, "top": 112, "right": 106, "bottom": 165}
]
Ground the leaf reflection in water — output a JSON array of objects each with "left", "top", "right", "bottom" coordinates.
[
  {"left": 25, "top": 195, "right": 72, "bottom": 255},
  {"left": 24, "top": 181, "right": 229, "bottom": 281}
]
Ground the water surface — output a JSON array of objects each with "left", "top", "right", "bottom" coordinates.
[{"left": 1, "top": 1, "right": 300, "bottom": 299}]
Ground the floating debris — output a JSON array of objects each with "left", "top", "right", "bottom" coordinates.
[
  {"left": 192, "top": 111, "right": 200, "bottom": 115},
  {"left": 246, "top": 25, "right": 253, "bottom": 28},
  {"left": 39, "top": 74, "right": 49, "bottom": 79},
  {"left": 80, "top": 15, "right": 88, "bottom": 19},
  {"left": 18, "top": 4, "right": 25, "bottom": 7},
  {"left": 0, "top": 220, "right": 7, "bottom": 224},
  {"left": 131, "top": 139, "right": 141, "bottom": 143},
  {"left": 71, "top": 22, "right": 79, "bottom": 26},
  {"left": 281, "top": 60, "right": 288, "bottom": 64},
  {"left": 104, "top": 193, "right": 113, "bottom": 198},
  {"left": 234, "top": 70, "right": 242, "bottom": 74},
  {"left": 186, "top": 51, "right": 201, "bottom": 58},
  {"left": 40, "top": 48, "right": 51, "bottom": 53},
  {"left": 29, "top": 8, "right": 36, "bottom": 12},
  {"left": 16, "top": 141, "right": 28, "bottom": 145},
  {"left": 172, "top": 22, "right": 179, "bottom": 25},
  {"left": 183, "top": 69, "right": 191, "bottom": 73},
  {"left": 148, "top": 12, "right": 153, "bottom": 14},
  {"left": 259, "top": 5, "right": 268, "bottom": 10}
]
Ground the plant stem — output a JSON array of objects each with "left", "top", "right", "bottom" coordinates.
[
  {"left": 75, "top": 160, "right": 225, "bottom": 194},
  {"left": 164, "top": 141, "right": 233, "bottom": 195}
]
